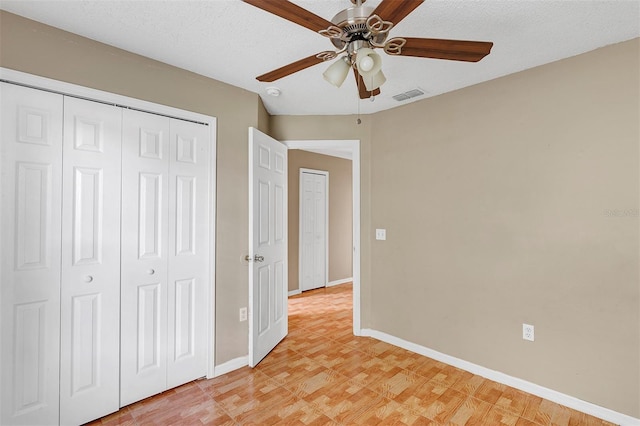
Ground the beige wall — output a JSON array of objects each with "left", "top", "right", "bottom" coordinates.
[
  {"left": 0, "top": 11, "right": 257, "bottom": 364},
  {"left": 273, "top": 40, "right": 640, "bottom": 418},
  {"left": 368, "top": 39, "right": 639, "bottom": 416},
  {"left": 257, "top": 97, "right": 270, "bottom": 135},
  {"left": 288, "top": 150, "right": 353, "bottom": 292}
]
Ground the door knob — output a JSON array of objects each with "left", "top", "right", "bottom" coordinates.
[{"left": 254, "top": 255, "right": 265, "bottom": 262}]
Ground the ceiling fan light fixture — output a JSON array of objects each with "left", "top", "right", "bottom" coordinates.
[
  {"left": 323, "top": 56, "right": 351, "bottom": 87},
  {"left": 355, "top": 47, "right": 382, "bottom": 78},
  {"left": 359, "top": 55, "right": 375, "bottom": 72},
  {"left": 363, "top": 69, "right": 386, "bottom": 91}
]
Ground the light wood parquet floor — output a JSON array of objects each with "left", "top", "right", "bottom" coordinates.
[{"left": 88, "top": 283, "right": 615, "bottom": 425}]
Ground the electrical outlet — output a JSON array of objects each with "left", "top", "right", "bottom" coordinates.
[
  {"left": 239, "top": 307, "right": 247, "bottom": 322},
  {"left": 375, "top": 229, "right": 386, "bottom": 240},
  {"left": 523, "top": 323, "right": 534, "bottom": 341}
]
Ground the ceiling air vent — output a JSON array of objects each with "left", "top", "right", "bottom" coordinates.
[{"left": 392, "top": 88, "right": 425, "bottom": 102}]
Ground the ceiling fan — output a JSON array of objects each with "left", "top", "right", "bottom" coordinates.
[{"left": 242, "top": 0, "right": 494, "bottom": 99}]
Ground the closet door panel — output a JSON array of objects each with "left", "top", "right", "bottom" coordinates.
[
  {"left": 167, "top": 120, "right": 209, "bottom": 388},
  {"left": 121, "top": 110, "right": 170, "bottom": 407},
  {"left": 0, "top": 83, "right": 63, "bottom": 425},
  {"left": 60, "top": 97, "right": 122, "bottom": 425}
]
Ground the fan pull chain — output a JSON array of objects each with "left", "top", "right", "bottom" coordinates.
[{"left": 356, "top": 69, "right": 362, "bottom": 125}]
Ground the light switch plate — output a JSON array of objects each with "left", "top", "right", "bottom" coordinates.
[{"left": 375, "top": 229, "right": 386, "bottom": 240}]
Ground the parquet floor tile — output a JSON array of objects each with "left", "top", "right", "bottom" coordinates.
[
  {"left": 449, "top": 374, "right": 485, "bottom": 397},
  {"left": 344, "top": 396, "right": 437, "bottom": 425},
  {"left": 86, "top": 283, "right": 617, "bottom": 425},
  {"left": 474, "top": 380, "right": 508, "bottom": 405},
  {"left": 446, "top": 396, "right": 493, "bottom": 426}
]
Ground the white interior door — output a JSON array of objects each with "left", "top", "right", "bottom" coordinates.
[
  {"left": 120, "top": 110, "right": 170, "bottom": 406},
  {"left": 166, "top": 119, "right": 209, "bottom": 388},
  {"left": 0, "top": 83, "right": 63, "bottom": 426},
  {"left": 248, "top": 127, "right": 287, "bottom": 367},
  {"left": 299, "top": 169, "right": 328, "bottom": 292},
  {"left": 59, "top": 97, "right": 122, "bottom": 425},
  {"left": 120, "top": 110, "right": 209, "bottom": 405}
]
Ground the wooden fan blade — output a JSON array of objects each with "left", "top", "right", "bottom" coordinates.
[
  {"left": 242, "top": 0, "right": 334, "bottom": 33},
  {"left": 256, "top": 54, "right": 327, "bottom": 82},
  {"left": 371, "top": 0, "right": 424, "bottom": 26},
  {"left": 353, "top": 68, "right": 381, "bottom": 100},
  {"left": 396, "top": 37, "right": 493, "bottom": 62}
]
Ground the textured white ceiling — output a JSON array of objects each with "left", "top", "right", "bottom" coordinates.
[{"left": 1, "top": 0, "right": 638, "bottom": 116}]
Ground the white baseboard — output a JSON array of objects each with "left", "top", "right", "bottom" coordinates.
[
  {"left": 288, "top": 289, "right": 301, "bottom": 297},
  {"left": 361, "top": 328, "right": 640, "bottom": 426},
  {"left": 327, "top": 277, "right": 353, "bottom": 287},
  {"left": 213, "top": 356, "right": 248, "bottom": 378}
]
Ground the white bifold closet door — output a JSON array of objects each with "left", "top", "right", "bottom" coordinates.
[
  {"left": 59, "top": 97, "right": 122, "bottom": 425},
  {"left": 120, "top": 109, "right": 209, "bottom": 406},
  {"left": 1, "top": 81, "right": 210, "bottom": 424},
  {"left": 0, "top": 83, "right": 64, "bottom": 426}
]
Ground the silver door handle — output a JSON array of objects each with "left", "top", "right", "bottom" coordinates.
[{"left": 245, "top": 254, "right": 265, "bottom": 262}]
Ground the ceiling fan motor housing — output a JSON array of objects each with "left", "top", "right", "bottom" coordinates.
[{"left": 329, "top": 5, "right": 389, "bottom": 50}]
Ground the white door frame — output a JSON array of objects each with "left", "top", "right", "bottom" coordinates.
[
  {"left": 0, "top": 67, "right": 218, "bottom": 379},
  {"left": 284, "top": 140, "right": 361, "bottom": 335},
  {"left": 298, "top": 168, "right": 329, "bottom": 292}
]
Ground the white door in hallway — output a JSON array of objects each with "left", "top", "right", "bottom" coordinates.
[
  {"left": 299, "top": 169, "right": 328, "bottom": 292},
  {"left": 0, "top": 83, "right": 63, "bottom": 426},
  {"left": 248, "top": 127, "right": 288, "bottom": 367},
  {"left": 59, "top": 97, "right": 122, "bottom": 425}
]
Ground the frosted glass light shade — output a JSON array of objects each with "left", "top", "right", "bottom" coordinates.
[
  {"left": 355, "top": 48, "right": 382, "bottom": 78},
  {"left": 323, "top": 58, "right": 351, "bottom": 87},
  {"left": 363, "top": 70, "right": 386, "bottom": 91}
]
